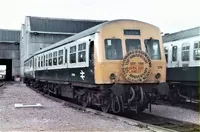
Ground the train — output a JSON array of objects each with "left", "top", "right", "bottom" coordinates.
[
  {"left": 23, "top": 19, "right": 169, "bottom": 114},
  {"left": 163, "top": 34, "right": 200, "bottom": 104}
]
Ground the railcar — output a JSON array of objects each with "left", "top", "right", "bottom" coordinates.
[
  {"left": 24, "top": 19, "right": 169, "bottom": 113},
  {"left": 164, "top": 39, "right": 200, "bottom": 104}
]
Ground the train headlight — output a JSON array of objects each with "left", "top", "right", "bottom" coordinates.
[
  {"left": 155, "top": 73, "right": 161, "bottom": 79},
  {"left": 110, "top": 73, "right": 116, "bottom": 80}
]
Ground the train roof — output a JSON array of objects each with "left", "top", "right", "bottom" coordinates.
[
  {"left": 34, "top": 19, "right": 159, "bottom": 56},
  {"left": 162, "top": 26, "right": 200, "bottom": 43}
]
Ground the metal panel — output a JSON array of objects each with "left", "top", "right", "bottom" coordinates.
[
  {"left": 29, "top": 16, "right": 107, "bottom": 33},
  {"left": 0, "top": 29, "right": 20, "bottom": 42},
  {"left": 162, "top": 27, "right": 200, "bottom": 43}
]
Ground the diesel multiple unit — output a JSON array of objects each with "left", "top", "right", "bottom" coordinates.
[{"left": 24, "top": 19, "right": 169, "bottom": 113}]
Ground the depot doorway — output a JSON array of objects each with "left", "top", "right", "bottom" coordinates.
[{"left": 0, "top": 59, "right": 12, "bottom": 81}]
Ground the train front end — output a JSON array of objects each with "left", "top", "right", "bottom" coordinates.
[{"left": 94, "top": 20, "right": 169, "bottom": 113}]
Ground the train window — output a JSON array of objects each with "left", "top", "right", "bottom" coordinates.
[
  {"left": 46, "top": 54, "right": 48, "bottom": 66},
  {"left": 125, "top": 39, "right": 141, "bottom": 52},
  {"left": 30, "top": 60, "right": 32, "bottom": 68},
  {"left": 49, "top": 53, "right": 52, "bottom": 66},
  {"left": 65, "top": 49, "right": 68, "bottom": 63},
  {"left": 41, "top": 56, "right": 43, "bottom": 67},
  {"left": 70, "top": 46, "right": 76, "bottom": 63},
  {"left": 43, "top": 55, "right": 45, "bottom": 67},
  {"left": 35, "top": 58, "right": 37, "bottom": 68},
  {"left": 58, "top": 50, "right": 63, "bottom": 65},
  {"left": 53, "top": 51, "right": 57, "bottom": 65},
  {"left": 38, "top": 57, "right": 40, "bottom": 68},
  {"left": 144, "top": 39, "right": 161, "bottom": 60},
  {"left": 104, "top": 39, "right": 123, "bottom": 60},
  {"left": 172, "top": 46, "right": 177, "bottom": 61},
  {"left": 164, "top": 47, "right": 168, "bottom": 62},
  {"left": 182, "top": 43, "right": 190, "bottom": 61},
  {"left": 193, "top": 41, "right": 200, "bottom": 60},
  {"left": 78, "top": 43, "right": 86, "bottom": 62}
]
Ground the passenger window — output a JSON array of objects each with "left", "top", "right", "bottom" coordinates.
[
  {"left": 65, "top": 49, "right": 68, "bottom": 63},
  {"left": 193, "top": 41, "right": 200, "bottom": 60},
  {"left": 125, "top": 39, "right": 141, "bottom": 52},
  {"left": 104, "top": 39, "right": 123, "bottom": 60},
  {"left": 144, "top": 39, "right": 161, "bottom": 60},
  {"left": 46, "top": 55, "right": 48, "bottom": 66},
  {"left": 58, "top": 50, "right": 63, "bottom": 65},
  {"left": 38, "top": 57, "right": 40, "bottom": 67},
  {"left": 30, "top": 60, "right": 32, "bottom": 68},
  {"left": 49, "top": 53, "right": 52, "bottom": 66},
  {"left": 70, "top": 46, "right": 76, "bottom": 63},
  {"left": 78, "top": 43, "right": 86, "bottom": 62},
  {"left": 172, "top": 46, "right": 177, "bottom": 61},
  {"left": 182, "top": 43, "right": 190, "bottom": 61},
  {"left": 41, "top": 56, "right": 43, "bottom": 67},
  {"left": 53, "top": 51, "right": 57, "bottom": 65},
  {"left": 164, "top": 46, "right": 168, "bottom": 62},
  {"left": 43, "top": 55, "right": 45, "bottom": 67},
  {"left": 35, "top": 58, "right": 37, "bottom": 68}
]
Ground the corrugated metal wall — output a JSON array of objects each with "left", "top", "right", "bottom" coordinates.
[
  {"left": 0, "top": 30, "right": 20, "bottom": 42},
  {"left": 30, "top": 17, "right": 106, "bottom": 33}
]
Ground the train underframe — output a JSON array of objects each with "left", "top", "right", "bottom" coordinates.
[
  {"left": 167, "top": 82, "right": 199, "bottom": 104},
  {"left": 24, "top": 77, "right": 167, "bottom": 114}
]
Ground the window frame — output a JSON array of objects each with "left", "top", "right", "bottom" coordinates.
[
  {"left": 104, "top": 38, "right": 123, "bottom": 60},
  {"left": 58, "top": 49, "right": 64, "bottom": 65},
  {"left": 49, "top": 52, "right": 52, "bottom": 66},
  {"left": 125, "top": 39, "right": 141, "bottom": 52},
  {"left": 193, "top": 41, "right": 200, "bottom": 61},
  {"left": 144, "top": 39, "right": 161, "bottom": 60},
  {"left": 53, "top": 51, "right": 57, "bottom": 66},
  {"left": 78, "top": 43, "right": 86, "bottom": 63},
  {"left": 70, "top": 45, "right": 77, "bottom": 64},
  {"left": 181, "top": 43, "right": 190, "bottom": 61}
]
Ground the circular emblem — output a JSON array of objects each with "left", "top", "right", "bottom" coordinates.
[{"left": 122, "top": 50, "right": 152, "bottom": 83}]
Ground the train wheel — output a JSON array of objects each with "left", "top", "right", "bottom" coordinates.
[
  {"left": 168, "top": 89, "right": 180, "bottom": 105},
  {"left": 81, "top": 93, "right": 89, "bottom": 107},
  {"left": 101, "top": 98, "right": 110, "bottom": 113}
]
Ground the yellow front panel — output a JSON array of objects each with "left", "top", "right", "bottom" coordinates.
[{"left": 94, "top": 20, "right": 166, "bottom": 84}]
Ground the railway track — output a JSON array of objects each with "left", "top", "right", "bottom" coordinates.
[
  {"left": 28, "top": 86, "right": 200, "bottom": 132},
  {"left": 154, "top": 100, "right": 199, "bottom": 112}
]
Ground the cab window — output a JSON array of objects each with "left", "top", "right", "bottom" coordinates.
[
  {"left": 126, "top": 39, "right": 141, "bottom": 52},
  {"left": 144, "top": 39, "right": 161, "bottom": 60},
  {"left": 104, "top": 39, "right": 122, "bottom": 60}
]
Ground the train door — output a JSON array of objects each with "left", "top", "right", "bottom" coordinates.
[
  {"left": 164, "top": 45, "right": 169, "bottom": 67},
  {"left": 89, "top": 41, "right": 94, "bottom": 67},
  {"left": 170, "top": 44, "right": 179, "bottom": 67}
]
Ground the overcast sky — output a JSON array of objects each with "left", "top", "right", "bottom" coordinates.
[{"left": 0, "top": 0, "right": 199, "bottom": 33}]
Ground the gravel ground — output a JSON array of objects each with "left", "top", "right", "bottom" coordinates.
[
  {"left": 144, "top": 103, "right": 199, "bottom": 125},
  {"left": 0, "top": 83, "right": 153, "bottom": 131}
]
